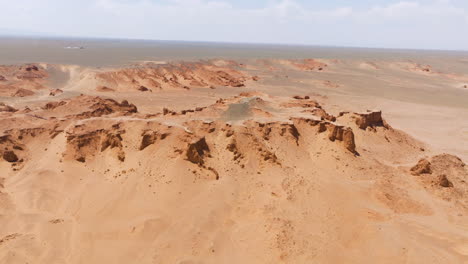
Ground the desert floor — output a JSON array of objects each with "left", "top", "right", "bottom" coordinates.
[{"left": 0, "top": 56, "right": 467, "bottom": 263}]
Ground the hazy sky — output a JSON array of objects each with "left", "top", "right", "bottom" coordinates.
[{"left": 0, "top": 0, "right": 467, "bottom": 50}]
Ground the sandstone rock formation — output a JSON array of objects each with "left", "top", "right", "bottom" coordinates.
[
  {"left": 327, "top": 124, "right": 356, "bottom": 153},
  {"left": 12, "top": 88, "right": 35, "bottom": 97},
  {"left": 292, "top": 59, "right": 328, "bottom": 71},
  {"left": 0, "top": 103, "right": 17, "bottom": 112},
  {"left": 355, "top": 111, "right": 386, "bottom": 130},
  {"left": 96, "top": 85, "right": 115, "bottom": 92},
  {"left": 0, "top": 63, "right": 49, "bottom": 97},
  {"left": 66, "top": 125, "right": 126, "bottom": 162},
  {"left": 95, "top": 61, "right": 248, "bottom": 92},
  {"left": 73, "top": 97, "right": 138, "bottom": 119},
  {"left": 49, "top": 89, "right": 63, "bottom": 96},
  {"left": 410, "top": 154, "right": 468, "bottom": 208},
  {"left": 2, "top": 150, "right": 18, "bottom": 162},
  {"left": 411, "top": 159, "right": 432, "bottom": 175},
  {"left": 186, "top": 137, "right": 210, "bottom": 165},
  {"left": 140, "top": 130, "right": 169, "bottom": 151},
  {"left": 0, "top": 57, "right": 467, "bottom": 264},
  {"left": 436, "top": 174, "right": 453, "bottom": 188}
]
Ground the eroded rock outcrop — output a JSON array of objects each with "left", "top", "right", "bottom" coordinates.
[
  {"left": 436, "top": 174, "right": 453, "bottom": 188},
  {"left": 43, "top": 101, "right": 67, "bottom": 110},
  {"left": 0, "top": 103, "right": 18, "bottom": 113},
  {"left": 186, "top": 137, "right": 210, "bottom": 165},
  {"left": 12, "top": 88, "right": 35, "bottom": 97},
  {"left": 411, "top": 159, "right": 432, "bottom": 175},
  {"left": 305, "top": 108, "right": 336, "bottom": 122},
  {"left": 96, "top": 86, "right": 115, "bottom": 92},
  {"left": 411, "top": 154, "right": 468, "bottom": 207},
  {"left": 140, "top": 131, "right": 169, "bottom": 150},
  {"left": 49, "top": 89, "right": 63, "bottom": 96},
  {"left": 292, "top": 59, "right": 328, "bottom": 71},
  {"left": 74, "top": 98, "right": 137, "bottom": 119},
  {"left": 0, "top": 131, "right": 32, "bottom": 166},
  {"left": 95, "top": 61, "right": 248, "bottom": 92},
  {"left": 355, "top": 111, "right": 387, "bottom": 130},
  {"left": 0, "top": 64, "right": 49, "bottom": 97},
  {"left": 327, "top": 124, "right": 356, "bottom": 153},
  {"left": 66, "top": 126, "right": 126, "bottom": 162},
  {"left": 2, "top": 150, "right": 18, "bottom": 163},
  {"left": 281, "top": 99, "right": 321, "bottom": 109}
]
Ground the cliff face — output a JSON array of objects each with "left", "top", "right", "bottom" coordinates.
[{"left": 1, "top": 90, "right": 466, "bottom": 264}]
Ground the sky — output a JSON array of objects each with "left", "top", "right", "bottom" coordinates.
[{"left": 0, "top": 0, "right": 467, "bottom": 50}]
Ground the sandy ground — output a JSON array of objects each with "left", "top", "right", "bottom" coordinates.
[{"left": 0, "top": 57, "right": 467, "bottom": 263}]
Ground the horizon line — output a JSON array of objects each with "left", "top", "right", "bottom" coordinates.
[{"left": 1, "top": 33, "right": 468, "bottom": 54}]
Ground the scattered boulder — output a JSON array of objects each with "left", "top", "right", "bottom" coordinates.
[
  {"left": 3, "top": 150, "right": 18, "bottom": 163},
  {"left": 411, "top": 159, "right": 432, "bottom": 175},
  {"left": 138, "top": 86, "right": 150, "bottom": 92},
  {"left": 436, "top": 174, "right": 453, "bottom": 188},
  {"left": 226, "top": 141, "right": 238, "bottom": 153},
  {"left": 0, "top": 75, "right": 6, "bottom": 81}
]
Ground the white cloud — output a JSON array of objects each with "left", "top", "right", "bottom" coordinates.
[
  {"left": 366, "top": 0, "right": 465, "bottom": 18},
  {"left": 0, "top": 0, "right": 467, "bottom": 50}
]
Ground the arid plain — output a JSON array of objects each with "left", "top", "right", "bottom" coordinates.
[{"left": 0, "top": 41, "right": 467, "bottom": 263}]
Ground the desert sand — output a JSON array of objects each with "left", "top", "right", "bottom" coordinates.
[{"left": 0, "top": 56, "right": 467, "bottom": 263}]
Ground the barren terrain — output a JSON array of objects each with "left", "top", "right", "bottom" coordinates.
[{"left": 0, "top": 57, "right": 467, "bottom": 263}]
